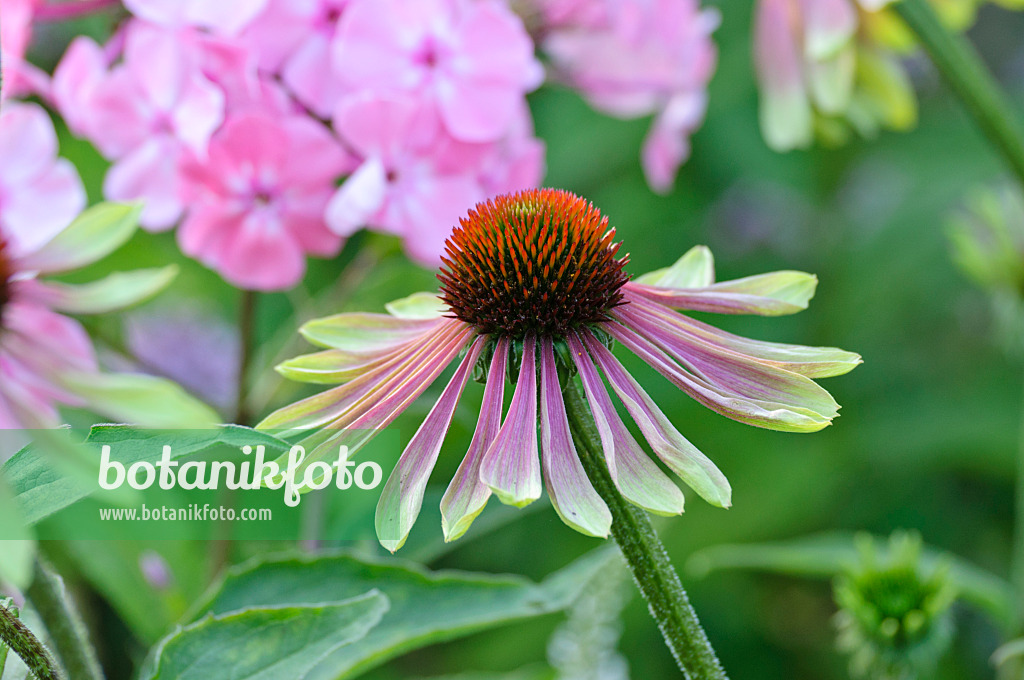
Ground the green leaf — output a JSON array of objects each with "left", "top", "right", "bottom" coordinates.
[
  {"left": 686, "top": 532, "right": 1014, "bottom": 627},
  {"left": 144, "top": 591, "right": 389, "bottom": 680},
  {"left": 186, "top": 547, "right": 617, "bottom": 680},
  {"left": 59, "top": 373, "right": 220, "bottom": 428},
  {"left": 2, "top": 425, "right": 290, "bottom": 525},
  {"left": 33, "top": 266, "right": 178, "bottom": 314},
  {"left": 0, "top": 480, "right": 34, "bottom": 591},
  {"left": 16, "top": 203, "right": 142, "bottom": 274}
]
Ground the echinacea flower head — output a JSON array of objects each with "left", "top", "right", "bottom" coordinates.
[{"left": 262, "top": 188, "right": 861, "bottom": 551}]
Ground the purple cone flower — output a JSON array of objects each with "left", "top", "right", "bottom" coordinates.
[{"left": 261, "top": 189, "right": 860, "bottom": 551}]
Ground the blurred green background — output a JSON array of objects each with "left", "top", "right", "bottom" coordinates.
[{"left": 26, "top": 0, "right": 1024, "bottom": 678}]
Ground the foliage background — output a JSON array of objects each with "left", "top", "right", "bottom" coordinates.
[{"left": 15, "top": 1, "right": 1024, "bottom": 678}]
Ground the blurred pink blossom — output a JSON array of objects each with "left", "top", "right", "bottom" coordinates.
[
  {"left": 53, "top": 21, "right": 225, "bottom": 230},
  {"left": 326, "top": 95, "right": 489, "bottom": 265},
  {"left": 0, "top": 103, "right": 85, "bottom": 255},
  {"left": 334, "top": 0, "right": 543, "bottom": 143},
  {"left": 123, "top": 0, "right": 269, "bottom": 35},
  {"left": 179, "top": 112, "right": 351, "bottom": 291},
  {"left": 540, "top": 0, "right": 718, "bottom": 192},
  {"left": 242, "top": 0, "right": 352, "bottom": 117},
  {"left": 0, "top": 0, "right": 49, "bottom": 102}
]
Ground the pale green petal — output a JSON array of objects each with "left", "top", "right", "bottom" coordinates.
[
  {"left": 711, "top": 271, "right": 818, "bottom": 311},
  {"left": 384, "top": 292, "right": 447, "bottom": 320},
  {"left": 276, "top": 349, "right": 383, "bottom": 384},
  {"left": 635, "top": 245, "right": 715, "bottom": 288},
  {"left": 61, "top": 372, "right": 220, "bottom": 428},
  {"left": 16, "top": 203, "right": 142, "bottom": 274},
  {"left": 31, "top": 266, "right": 178, "bottom": 314},
  {"left": 300, "top": 313, "right": 436, "bottom": 351}
]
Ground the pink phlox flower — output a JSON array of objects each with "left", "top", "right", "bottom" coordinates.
[
  {"left": 325, "top": 94, "right": 492, "bottom": 266},
  {"left": 242, "top": 0, "right": 354, "bottom": 117},
  {"left": 178, "top": 111, "right": 352, "bottom": 291},
  {"left": 123, "top": 0, "right": 269, "bottom": 35},
  {"left": 334, "top": 0, "right": 543, "bottom": 143},
  {"left": 542, "top": 0, "right": 718, "bottom": 193}
]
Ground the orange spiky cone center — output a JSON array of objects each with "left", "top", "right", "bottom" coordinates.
[{"left": 438, "top": 188, "right": 630, "bottom": 339}]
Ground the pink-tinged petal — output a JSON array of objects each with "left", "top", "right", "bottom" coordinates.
[
  {"left": 0, "top": 102, "right": 57, "bottom": 186},
  {"left": 324, "top": 158, "right": 389, "bottom": 237},
  {"left": 257, "top": 318, "right": 459, "bottom": 431},
  {"left": 440, "top": 337, "right": 508, "bottom": 541},
  {"left": 103, "top": 138, "right": 185, "bottom": 231},
  {"left": 333, "top": 94, "right": 424, "bottom": 161},
  {"left": 634, "top": 245, "right": 715, "bottom": 289},
  {"left": 299, "top": 313, "right": 441, "bottom": 351},
  {"left": 279, "top": 211, "right": 343, "bottom": 257},
  {"left": 376, "top": 336, "right": 484, "bottom": 552},
  {"left": 438, "top": 80, "right": 523, "bottom": 143},
  {"left": 754, "top": 0, "right": 813, "bottom": 151},
  {"left": 606, "top": 321, "right": 834, "bottom": 432},
  {"left": 86, "top": 68, "right": 153, "bottom": 158},
  {"left": 4, "top": 302, "right": 98, "bottom": 374},
  {"left": 276, "top": 347, "right": 398, "bottom": 384},
  {"left": 567, "top": 333, "right": 685, "bottom": 516},
  {"left": 15, "top": 203, "right": 142, "bottom": 275},
  {"left": 798, "top": 0, "right": 857, "bottom": 59},
  {"left": 51, "top": 37, "right": 109, "bottom": 138},
  {"left": 479, "top": 335, "right": 542, "bottom": 507},
  {"left": 214, "top": 210, "right": 307, "bottom": 291},
  {"left": 624, "top": 269, "right": 818, "bottom": 315},
  {"left": 170, "top": 73, "right": 226, "bottom": 154},
  {"left": 288, "top": 321, "right": 475, "bottom": 474},
  {"left": 186, "top": 0, "right": 269, "bottom": 35},
  {"left": 177, "top": 204, "right": 241, "bottom": 265},
  {"left": 121, "top": 22, "right": 189, "bottom": 113},
  {"left": 2, "top": 158, "right": 85, "bottom": 258},
  {"left": 641, "top": 92, "right": 706, "bottom": 194},
  {"left": 333, "top": 0, "right": 428, "bottom": 91},
  {"left": 208, "top": 113, "right": 289, "bottom": 177},
  {"left": 615, "top": 303, "right": 840, "bottom": 420},
  {"left": 622, "top": 295, "right": 861, "bottom": 378},
  {"left": 583, "top": 331, "right": 731, "bottom": 508},
  {"left": 15, "top": 266, "right": 177, "bottom": 315},
  {"left": 539, "top": 337, "right": 611, "bottom": 537}
]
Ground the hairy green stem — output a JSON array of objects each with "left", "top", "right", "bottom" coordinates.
[
  {"left": 563, "top": 380, "right": 727, "bottom": 680},
  {"left": 26, "top": 560, "right": 105, "bottom": 680},
  {"left": 893, "top": 0, "right": 1024, "bottom": 189},
  {"left": 0, "top": 601, "right": 63, "bottom": 680}
]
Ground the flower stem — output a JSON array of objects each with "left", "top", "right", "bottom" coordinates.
[
  {"left": 235, "top": 290, "right": 258, "bottom": 426},
  {"left": 1013, "top": 374, "right": 1024, "bottom": 629},
  {"left": 26, "top": 560, "right": 104, "bottom": 680},
  {"left": 563, "top": 379, "right": 728, "bottom": 680},
  {"left": 893, "top": 0, "right": 1024, "bottom": 189},
  {"left": 0, "top": 600, "right": 63, "bottom": 680}
]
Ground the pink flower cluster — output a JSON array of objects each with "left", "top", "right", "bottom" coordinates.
[
  {"left": 50, "top": 0, "right": 546, "bottom": 287},
  {"left": 532, "top": 0, "right": 719, "bottom": 193}
]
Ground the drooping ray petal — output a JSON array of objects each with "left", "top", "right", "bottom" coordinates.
[
  {"left": 634, "top": 245, "right": 715, "bottom": 289},
  {"left": 539, "top": 337, "right": 611, "bottom": 537},
  {"left": 567, "top": 334, "right": 685, "bottom": 516},
  {"left": 441, "top": 338, "right": 509, "bottom": 541},
  {"left": 799, "top": 0, "right": 857, "bottom": 59},
  {"left": 607, "top": 322, "right": 834, "bottom": 433},
  {"left": 376, "top": 337, "right": 484, "bottom": 553},
  {"left": 754, "top": 0, "right": 813, "bottom": 151},
  {"left": 13, "top": 266, "right": 178, "bottom": 315},
  {"left": 258, "top": 319, "right": 467, "bottom": 431},
  {"left": 15, "top": 203, "right": 142, "bottom": 274},
  {"left": 276, "top": 348, "right": 401, "bottom": 384},
  {"left": 615, "top": 306, "right": 840, "bottom": 421},
  {"left": 384, "top": 292, "right": 447, "bottom": 320},
  {"left": 583, "top": 332, "right": 731, "bottom": 509},
  {"left": 479, "top": 336, "right": 542, "bottom": 508},
  {"left": 621, "top": 295, "right": 861, "bottom": 378},
  {"left": 626, "top": 270, "right": 817, "bottom": 316},
  {"left": 300, "top": 313, "right": 442, "bottom": 351}
]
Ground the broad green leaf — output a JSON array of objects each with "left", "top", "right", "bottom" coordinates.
[
  {"left": 0, "top": 478, "right": 34, "bottom": 589},
  {"left": 16, "top": 203, "right": 142, "bottom": 274},
  {"left": 410, "top": 667, "right": 552, "bottom": 680},
  {"left": 686, "top": 532, "right": 1014, "bottom": 627},
  {"left": 187, "top": 547, "right": 617, "bottom": 680},
  {"left": 2, "top": 425, "right": 290, "bottom": 525},
  {"left": 144, "top": 591, "right": 389, "bottom": 680},
  {"left": 63, "top": 541, "right": 210, "bottom": 645},
  {"left": 60, "top": 373, "right": 220, "bottom": 428},
  {"left": 33, "top": 266, "right": 178, "bottom": 314}
]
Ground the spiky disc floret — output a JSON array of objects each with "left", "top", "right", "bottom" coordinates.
[{"left": 438, "top": 189, "right": 630, "bottom": 339}]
